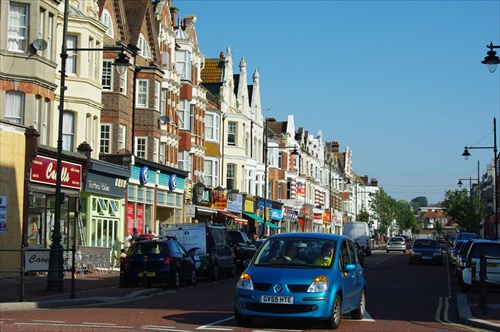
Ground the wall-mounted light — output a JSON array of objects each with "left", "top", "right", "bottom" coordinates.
[{"left": 214, "top": 186, "right": 225, "bottom": 200}]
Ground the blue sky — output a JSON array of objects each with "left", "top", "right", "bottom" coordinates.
[{"left": 178, "top": 0, "right": 500, "bottom": 205}]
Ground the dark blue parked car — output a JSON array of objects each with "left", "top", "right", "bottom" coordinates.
[
  {"left": 409, "top": 238, "right": 443, "bottom": 265},
  {"left": 123, "top": 237, "right": 197, "bottom": 288}
]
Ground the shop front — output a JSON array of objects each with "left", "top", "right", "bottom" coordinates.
[
  {"left": 127, "top": 158, "right": 187, "bottom": 239},
  {"left": 79, "top": 159, "right": 129, "bottom": 259},
  {"left": 27, "top": 149, "right": 87, "bottom": 249}
]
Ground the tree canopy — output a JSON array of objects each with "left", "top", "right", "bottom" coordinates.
[
  {"left": 441, "top": 189, "right": 481, "bottom": 233},
  {"left": 411, "top": 196, "right": 428, "bottom": 208}
]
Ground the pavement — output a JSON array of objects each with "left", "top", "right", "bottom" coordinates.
[{"left": 0, "top": 270, "right": 499, "bottom": 331}]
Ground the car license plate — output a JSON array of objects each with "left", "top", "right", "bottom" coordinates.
[
  {"left": 422, "top": 256, "right": 432, "bottom": 260},
  {"left": 261, "top": 295, "right": 294, "bottom": 304},
  {"left": 139, "top": 272, "right": 155, "bottom": 277}
]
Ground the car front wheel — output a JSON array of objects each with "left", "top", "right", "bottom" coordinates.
[
  {"left": 351, "top": 289, "right": 366, "bottom": 320},
  {"left": 234, "top": 308, "right": 253, "bottom": 327},
  {"left": 325, "top": 293, "right": 342, "bottom": 329}
]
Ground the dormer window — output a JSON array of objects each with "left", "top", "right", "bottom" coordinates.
[
  {"left": 138, "top": 34, "right": 151, "bottom": 59},
  {"left": 100, "top": 10, "right": 114, "bottom": 37}
]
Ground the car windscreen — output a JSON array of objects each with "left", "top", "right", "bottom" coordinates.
[{"left": 253, "top": 238, "right": 337, "bottom": 267}]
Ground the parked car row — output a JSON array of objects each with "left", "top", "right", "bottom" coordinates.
[
  {"left": 448, "top": 234, "right": 500, "bottom": 293},
  {"left": 122, "top": 223, "right": 259, "bottom": 287}
]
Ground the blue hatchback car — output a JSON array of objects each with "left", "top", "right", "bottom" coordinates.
[{"left": 234, "top": 233, "right": 366, "bottom": 329}]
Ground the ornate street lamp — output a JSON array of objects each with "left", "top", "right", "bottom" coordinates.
[
  {"left": 214, "top": 186, "right": 225, "bottom": 200},
  {"left": 193, "top": 181, "right": 206, "bottom": 196},
  {"left": 461, "top": 118, "right": 498, "bottom": 240},
  {"left": 481, "top": 42, "right": 500, "bottom": 73},
  {"left": 227, "top": 189, "right": 239, "bottom": 202},
  {"left": 48, "top": 0, "right": 133, "bottom": 292}
]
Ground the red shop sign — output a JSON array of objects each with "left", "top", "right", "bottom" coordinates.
[{"left": 30, "top": 155, "right": 82, "bottom": 189}]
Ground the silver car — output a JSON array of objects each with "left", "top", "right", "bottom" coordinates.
[{"left": 386, "top": 236, "right": 406, "bottom": 253}]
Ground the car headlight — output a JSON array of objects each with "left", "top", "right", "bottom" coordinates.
[
  {"left": 236, "top": 272, "right": 254, "bottom": 290},
  {"left": 433, "top": 252, "right": 443, "bottom": 257},
  {"left": 411, "top": 250, "right": 422, "bottom": 256},
  {"left": 307, "top": 275, "right": 328, "bottom": 293}
]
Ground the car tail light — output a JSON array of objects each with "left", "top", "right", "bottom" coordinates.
[
  {"left": 163, "top": 255, "right": 175, "bottom": 265},
  {"left": 123, "top": 257, "right": 130, "bottom": 267},
  {"left": 465, "top": 258, "right": 472, "bottom": 268}
]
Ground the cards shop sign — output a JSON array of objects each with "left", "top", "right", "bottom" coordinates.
[{"left": 30, "top": 156, "right": 82, "bottom": 189}]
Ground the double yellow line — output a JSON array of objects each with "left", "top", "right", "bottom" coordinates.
[{"left": 435, "top": 297, "right": 489, "bottom": 331}]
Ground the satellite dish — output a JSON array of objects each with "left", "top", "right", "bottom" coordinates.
[
  {"left": 158, "top": 116, "right": 170, "bottom": 125},
  {"left": 32, "top": 39, "right": 48, "bottom": 51}
]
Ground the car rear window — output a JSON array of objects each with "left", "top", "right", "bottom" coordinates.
[
  {"left": 469, "top": 243, "right": 500, "bottom": 258},
  {"left": 413, "top": 240, "right": 439, "bottom": 248},
  {"left": 390, "top": 237, "right": 404, "bottom": 242},
  {"left": 129, "top": 242, "right": 169, "bottom": 255}
]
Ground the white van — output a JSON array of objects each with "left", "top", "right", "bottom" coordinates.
[
  {"left": 342, "top": 222, "right": 372, "bottom": 256},
  {"left": 161, "top": 223, "right": 236, "bottom": 280}
]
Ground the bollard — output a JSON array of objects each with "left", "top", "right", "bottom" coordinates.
[
  {"left": 142, "top": 255, "right": 149, "bottom": 288},
  {"left": 119, "top": 257, "right": 125, "bottom": 288},
  {"left": 471, "top": 262, "right": 476, "bottom": 294},
  {"left": 479, "top": 251, "right": 487, "bottom": 315}
]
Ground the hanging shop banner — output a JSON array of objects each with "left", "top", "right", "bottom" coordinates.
[
  {"left": 136, "top": 205, "right": 144, "bottom": 231},
  {"left": 186, "top": 205, "right": 196, "bottom": 218},
  {"left": 127, "top": 203, "right": 135, "bottom": 235},
  {"left": 227, "top": 194, "right": 243, "bottom": 214},
  {"left": 271, "top": 208, "right": 282, "bottom": 220},
  {"left": 214, "top": 198, "right": 227, "bottom": 210},
  {"left": 244, "top": 199, "right": 255, "bottom": 213},
  {"left": 30, "top": 155, "right": 81, "bottom": 189},
  {"left": 0, "top": 196, "right": 6, "bottom": 234},
  {"left": 282, "top": 208, "right": 298, "bottom": 223}
]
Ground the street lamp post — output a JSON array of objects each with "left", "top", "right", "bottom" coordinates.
[
  {"left": 458, "top": 161, "right": 480, "bottom": 234},
  {"left": 48, "top": 0, "right": 135, "bottom": 292},
  {"left": 462, "top": 118, "right": 498, "bottom": 240}
]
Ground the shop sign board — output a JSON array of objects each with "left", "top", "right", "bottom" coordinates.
[
  {"left": 84, "top": 172, "right": 127, "bottom": 197},
  {"left": 30, "top": 156, "right": 81, "bottom": 189}
]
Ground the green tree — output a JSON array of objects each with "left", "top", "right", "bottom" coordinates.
[
  {"left": 357, "top": 209, "right": 370, "bottom": 223},
  {"left": 396, "top": 205, "right": 417, "bottom": 233},
  {"left": 411, "top": 196, "right": 428, "bottom": 208},
  {"left": 441, "top": 189, "right": 482, "bottom": 233},
  {"left": 369, "top": 190, "right": 398, "bottom": 235}
]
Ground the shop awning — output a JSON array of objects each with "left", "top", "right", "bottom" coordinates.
[
  {"left": 265, "top": 221, "right": 280, "bottom": 229},
  {"left": 218, "top": 211, "right": 248, "bottom": 225},
  {"left": 196, "top": 207, "right": 218, "bottom": 216},
  {"left": 243, "top": 212, "right": 264, "bottom": 223}
]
